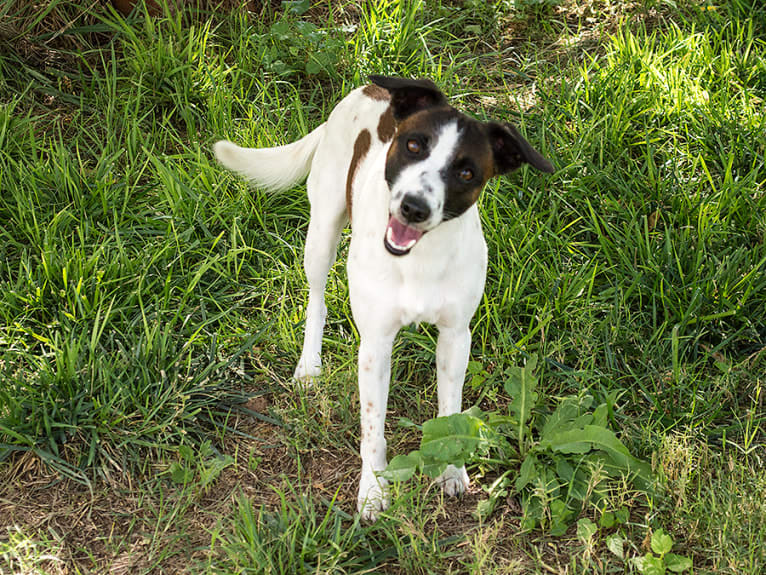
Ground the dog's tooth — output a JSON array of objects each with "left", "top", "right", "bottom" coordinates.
[{"left": 387, "top": 225, "right": 402, "bottom": 249}]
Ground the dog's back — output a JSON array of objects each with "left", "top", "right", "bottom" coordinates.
[{"left": 214, "top": 86, "right": 392, "bottom": 221}]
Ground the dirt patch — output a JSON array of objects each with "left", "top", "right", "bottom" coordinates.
[
  {"left": 0, "top": 399, "right": 277, "bottom": 573},
  {"left": 0, "top": 381, "right": 370, "bottom": 574}
]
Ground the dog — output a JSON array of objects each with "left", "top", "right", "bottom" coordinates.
[{"left": 214, "top": 76, "right": 554, "bottom": 521}]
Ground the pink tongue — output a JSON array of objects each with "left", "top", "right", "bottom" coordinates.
[{"left": 388, "top": 216, "right": 423, "bottom": 248}]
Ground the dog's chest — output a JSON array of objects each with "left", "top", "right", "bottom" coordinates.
[
  {"left": 384, "top": 258, "right": 454, "bottom": 325},
  {"left": 350, "top": 256, "right": 468, "bottom": 326},
  {"left": 347, "top": 187, "right": 487, "bottom": 328}
]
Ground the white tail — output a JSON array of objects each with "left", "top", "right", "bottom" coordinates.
[{"left": 213, "top": 123, "right": 326, "bottom": 192}]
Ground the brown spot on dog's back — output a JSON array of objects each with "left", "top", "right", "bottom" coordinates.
[
  {"left": 346, "top": 129, "right": 371, "bottom": 220},
  {"left": 377, "top": 106, "right": 395, "bottom": 143},
  {"left": 363, "top": 84, "right": 390, "bottom": 102}
]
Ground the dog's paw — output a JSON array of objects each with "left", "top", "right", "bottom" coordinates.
[
  {"left": 293, "top": 358, "right": 321, "bottom": 385},
  {"left": 357, "top": 474, "right": 389, "bottom": 522},
  {"left": 436, "top": 464, "right": 470, "bottom": 497}
]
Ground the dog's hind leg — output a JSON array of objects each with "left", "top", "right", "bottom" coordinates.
[{"left": 293, "top": 164, "right": 348, "bottom": 383}]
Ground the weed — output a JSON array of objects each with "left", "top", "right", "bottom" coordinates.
[
  {"left": 383, "top": 355, "right": 654, "bottom": 534},
  {"left": 631, "top": 528, "right": 693, "bottom": 574}
]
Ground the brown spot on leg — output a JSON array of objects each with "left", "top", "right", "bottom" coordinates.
[
  {"left": 377, "top": 106, "right": 395, "bottom": 143},
  {"left": 346, "top": 129, "right": 371, "bottom": 221},
  {"left": 363, "top": 84, "right": 391, "bottom": 102}
]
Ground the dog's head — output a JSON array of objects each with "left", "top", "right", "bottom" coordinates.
[{"left": 368, "top": 75, "right": 555, "bottom": 256}]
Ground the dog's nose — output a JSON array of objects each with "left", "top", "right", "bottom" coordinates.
[{"left": 400, "top": 195, "right": 430, "bottom": 224}]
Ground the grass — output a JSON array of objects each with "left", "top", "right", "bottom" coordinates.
[{"left": 1, "top": 0, "right": 764, "bottom": 572}]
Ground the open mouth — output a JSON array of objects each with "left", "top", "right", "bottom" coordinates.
[{"left": 384, "top": 215, "right": 425, "bottom": 256}]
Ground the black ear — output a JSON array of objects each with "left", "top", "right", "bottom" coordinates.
[
  {"left": 487, "top": 122, "right": 555, "bottom": 175},
  {"left": 368, "top": 75, "right": 449, "bottom": 121}
]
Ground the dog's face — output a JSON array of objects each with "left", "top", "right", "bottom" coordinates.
[{"left": 369, "top": 76, "right": 555, "bottom": 256}]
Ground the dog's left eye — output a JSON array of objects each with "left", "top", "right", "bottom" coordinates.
[{"left": 457, "top": 168, "right": 474, "bottom": 182}]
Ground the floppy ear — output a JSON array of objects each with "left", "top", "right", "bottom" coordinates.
[
  {"left": 487, "top": 122, "right": 555, "bottom": 175},
  {"left": 368, "top": 75, "right": 449, "bottom": 121}
]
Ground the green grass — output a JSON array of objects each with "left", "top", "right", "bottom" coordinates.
[{"left": 1, "top": 0, "right": 765, "bottom": 573}]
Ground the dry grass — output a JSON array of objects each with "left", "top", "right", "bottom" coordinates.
[{"left": 0, "top": 385, "right": 288, "bottom": 572}]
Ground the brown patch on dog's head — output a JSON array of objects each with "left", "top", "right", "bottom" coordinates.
[
  {"left": 362, "top": 84, "right": 390, "bottom": 102},
  {"left": 377, "top": 106, "right": 396, "bottom": 143},
  {"left": 441, "top": 116, "right": 498, "bottom": 220},
  {"left": 346, "top": 129, "right": 372, "bottom": 220},
  {"left": 368, "top": 75, "right": 447, "bottom": 121}
]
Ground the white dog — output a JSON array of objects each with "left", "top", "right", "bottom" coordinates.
[{"left": 214, "top": 76, "right": 554, "bottom": 521}]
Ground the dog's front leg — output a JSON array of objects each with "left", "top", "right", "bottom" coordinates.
[
  {"left": 435, "top": 325, "right": 472, "bottom": 496},
  {"left": 356, "top": 332, "right": 395, "bottom": 521}
]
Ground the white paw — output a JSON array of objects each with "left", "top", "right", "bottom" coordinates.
[
  {"left": 357, "top": 474, "right": 389, "bottom": 522},
  {"left": 293, "top": 358, "right": 321, "bottom": 385},
  {"left": 436, "top": 464, "right": 469, "bottom": 497}
]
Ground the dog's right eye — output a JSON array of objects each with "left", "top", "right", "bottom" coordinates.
[{"left": 406, "top": 139, "right": 422, "bottom": 154}]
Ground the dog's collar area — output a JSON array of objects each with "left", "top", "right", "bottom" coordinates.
[{"left": 384, "top": 214, "right": 425, "bottom": 256}]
